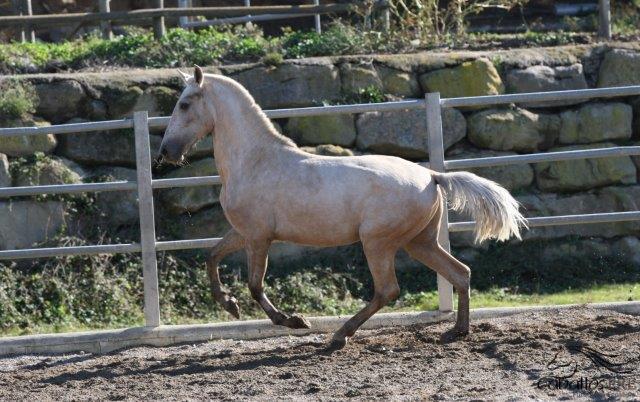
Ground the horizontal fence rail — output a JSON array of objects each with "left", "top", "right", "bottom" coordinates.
[
  {"left": 449, "top": 211, "right": 640, "bottom": 233},
  {"left": 0, "top": 181, "right": 137, "bottom": 197},
  {"left": 181, "top": 12, "right": 319, "bottom": 28},
  {"left": 446, "top": 146, "right": 640, "bottom": 170},
  {"left": 0, "top": 243, "right": 142, "bottom": 260},
  {"left": 0, "top": 119, "right": 133, "bottom": 137},
  {"left": 0, "top": 177, "right": 222, "bottom": 198},
  {"left": 0, "top": 4, "right": 365, "bottom": 27},
  {"left": 1, "top": 84, "right": 640, "bottom": 335},
  {"left": 441, "top": 85, "right": 640, "bottom": 108}
]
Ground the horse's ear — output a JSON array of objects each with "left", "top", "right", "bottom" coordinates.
[
  {"left": 194, "top": 65, "right": 204, "bottom": 88},
  {"left": 177, "top": 69, "right": 190, "bottom": 85}
]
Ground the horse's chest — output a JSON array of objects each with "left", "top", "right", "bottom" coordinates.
[{"left": 218, "top": 184, "right": 270, "bottom": 235}]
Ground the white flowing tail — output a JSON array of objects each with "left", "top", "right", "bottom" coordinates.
[{"left": 432, "top": 171, "right": 527, "bottom": 243}]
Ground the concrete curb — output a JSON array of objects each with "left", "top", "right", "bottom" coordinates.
[{"left": 1, "top": 301, "right": 638, "bottom": 357}]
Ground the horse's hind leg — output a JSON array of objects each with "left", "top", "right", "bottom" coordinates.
[
  {"left": 404, "top": 228, "right": 471, "bottom": 335},
  {"left": 246, "top": 240, "right": 311, "bottom": 330},
  {"left": 206, "top": 228, "right": 245, "bottom": 319},
  {"left": 328, "top": 240, "right": 400, "bottom": 351}
]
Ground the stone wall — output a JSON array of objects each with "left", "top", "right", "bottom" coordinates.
[{"left": 2, "top": 42, "right": 640, "bottom": 266}]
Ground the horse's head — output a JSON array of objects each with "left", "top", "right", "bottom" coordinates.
[{"left": 159, "top": 66, "right": 215, "bottom": 165}]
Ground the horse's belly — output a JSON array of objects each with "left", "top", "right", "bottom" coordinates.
[{"left": 273, "top": 208, "right": 360, "bottom": 247}]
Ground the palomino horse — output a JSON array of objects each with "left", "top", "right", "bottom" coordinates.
[{"left": 159, "top": 66, "right": 526, "bottom": 350}]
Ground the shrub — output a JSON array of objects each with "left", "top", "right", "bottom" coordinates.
[
  {"left": 261, "top": 52, "right": 284, "bottom": 66},
  {"left": 280, "top": 24, "right": 360, "bottom": 58},
  {"left": 389, "top": 0, "right": 529, "bottom": 38},
  {"left": 0, "top": 80, "right": 37, "bottom": 120}
]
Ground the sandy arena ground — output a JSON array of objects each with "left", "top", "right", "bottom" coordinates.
[{"left": 1, "top": 307, "right": 639, "bottom": 401}]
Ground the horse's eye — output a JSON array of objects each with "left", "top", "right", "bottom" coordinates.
[{"left": 179, "top": 102, "right": 189, "bottom": 111}]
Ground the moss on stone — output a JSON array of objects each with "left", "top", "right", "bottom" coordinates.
[
  {"left": 418, "top": 58, "right": 504, "bottom": 98},
  {"left": 13, "top": 153, "right": 82, "bottom": 187},
  {"left": 467, "top": 107, "right": 559, "bottom": 152},
  {"left": 0, "top": 117, "right": 56, "bottom": 157},
  {"left": 535, "top": 143, "right": 637, "bottom": 192},
  {"left": 559, "top": 102, "right": 633, "bottom": 144},
  {"left": 287, "top": 115, "right": 356, "bottom": 147}
]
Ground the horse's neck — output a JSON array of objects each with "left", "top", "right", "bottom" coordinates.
[{"left": 212, "top": 93, "right": 293, "bottom": 184}]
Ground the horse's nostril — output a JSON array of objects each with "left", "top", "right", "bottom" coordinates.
[{"left": 161, "top": 147, "right": 169, "bottom": 158}]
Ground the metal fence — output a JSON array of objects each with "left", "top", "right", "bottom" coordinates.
[
  {"left": 178, "top": 0, "right": 325, "bottom": 34},
  {"left": 3, "top": 1, "right": 384, "bottom": 41},
  {"left": 1, "top": 85, "right": 640, "bottom": 331}
]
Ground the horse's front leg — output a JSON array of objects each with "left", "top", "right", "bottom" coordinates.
[
  {"left": 246, "top": 240, "right": 311, "bottom": 330},
  {"left": 206, "top": 228, "right": 245, "bottom": 318}
]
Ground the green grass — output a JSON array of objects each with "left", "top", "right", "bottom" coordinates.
[
  {"left": 398, "top": 283, "right": 640, "bottom": 312},
  {"left": 0, "top": 315, "right": 145, "bottom": 337}
]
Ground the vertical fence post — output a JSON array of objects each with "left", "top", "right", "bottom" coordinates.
[
  {"left": 425, "top": 92, "right": 455, "bottom": 313},
  {"left": 153, "top": 0, "right": 166, "bottom": 39},
  {"left": 22, "top": 0, "right": 35, "bottom": 42},
  {"left": 98, "top": 0, "right": 112, "bottom": 40},
  {"left": 244, "top": 0, "right": 252, "bottom": 28},
  {"left": 598, "top": 0, "right": 611, "bottom": 40},
  {"left": 382, "top": 5, "right": 390, "bottom": 32},
  {"left": 313, "top": 0, "right": 321, "bottom": 34},
  {"left": 133, "top": 111, "right": 161, "bottom": 327},
  {"left": 17, "top": 1, "right": 26, "bottom": 43},
  {"left": 178, "top": 0, "right": 188, "bottom": 28}
]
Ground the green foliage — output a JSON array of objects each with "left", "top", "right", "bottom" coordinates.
[
  {"left": 344, "top": 85, "right": 387, "bottom": 104},
  {"left": 612, "top": 0, "right": 640, "bottom": 35},
  {"left": 0, "top": 22, "right": 411, "bottom": 74},
  {"left": 261, "top": 52, "right": 284, "bottom": 67},
  {"left": 268, "top": 268, "right": 364, "bottom": 315},
  {"left": 279, "top": 25, "right": 360, "bottom": 58},
  {"left": 0, "top": 238, "right": 144, "bottom": 333},
  {"left": 0, "top": 80, "right": 36, "bottom": 119},
  {"left": 519, "top": 30, "right": 575, "bottom": 46},
  {"left": 0, "top": 239, "right": 367, "bottom": 334}
]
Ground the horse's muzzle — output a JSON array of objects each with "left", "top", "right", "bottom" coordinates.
[{"left": 157, "top": 139, "right": 186, "bottom": 165}]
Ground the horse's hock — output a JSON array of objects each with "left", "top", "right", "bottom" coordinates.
[{"left": 2, "top": 43, "right": 640, "bottom": 265}]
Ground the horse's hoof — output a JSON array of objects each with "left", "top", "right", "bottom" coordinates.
[
  {"left": 453, "top": 324, "right": 469, "bottom": 336},
  {"left": 282, "top": 314, "right": 311, "bottom": 329},
  {"left": 224, "top": 297, "right": 241, "bottom": 319},
  {"left": 325, "top": 337, "right": 347, "bottom": 353},
  {"left": 440, "top": 326, "right": 468, "bottom": 343}
]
